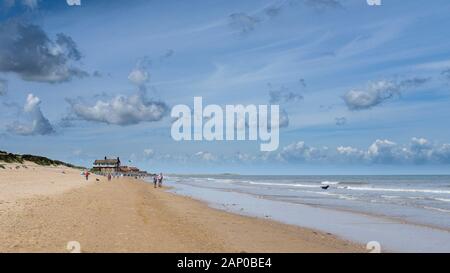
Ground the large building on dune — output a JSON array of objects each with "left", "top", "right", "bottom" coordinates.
[
  {"left": 92, "top": 157, "right": 121, "bottom": 173},
  {"left": 92, "top": 156, "right": 150, "bottom": 177}
]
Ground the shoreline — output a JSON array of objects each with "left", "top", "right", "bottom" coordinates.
[
  {"left": 166, "top": 179, "right": 450, "bottom": 252},
  {"left": 0, "top": 164, "right": 362, "bottom": 253}
]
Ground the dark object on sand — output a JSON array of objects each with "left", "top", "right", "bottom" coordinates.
[
  {"left": 321, "top": 185, "right": 330, "bottom": 190},
  {"left": 96, "top": 178, "right": 100, "bottom": 182}
]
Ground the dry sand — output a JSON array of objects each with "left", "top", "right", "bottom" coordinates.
[{"left": 0, "top": 163, "right": 363, "bottom": 253}]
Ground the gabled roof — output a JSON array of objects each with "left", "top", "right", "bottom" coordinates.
[{"left": 94, "top": 159, "right": 119, "bottom": 164}]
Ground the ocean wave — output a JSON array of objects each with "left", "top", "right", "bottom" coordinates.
[
  {"left": 293, "top": 190, "right": 357, "bottom": 200},
  {"left": 248, "top": 182, "right": 318, "bottom": 188},
  {"left": 321, "top": 181, "right": 340, "bottom": 185},
  {"left": 202, "top": 178, "right": 234, "bottom": 183},
  {"left": 434, "top": 198, "right": 450, "bottom": 203},
  {"left": 381, "top": 195, "right": 402, "bottom": 199},
  {"left": 423, "top": 206, "right": 450, "bottom": 213},
  {"left": 339, "top": 181, "right": 369, "bottom": 185},
  {"left": 338, "top": 186, "right": 450, "bottom": 195}
]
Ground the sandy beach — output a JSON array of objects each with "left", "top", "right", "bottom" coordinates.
[{"left": 0, "top": 163, "right": 363, "bottom": 253}]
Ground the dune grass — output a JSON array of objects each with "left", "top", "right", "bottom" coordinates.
[{"left": 0, "top": 151, "right": 83, "bottom": 169}]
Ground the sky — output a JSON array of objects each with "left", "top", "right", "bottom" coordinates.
[{"left": 1, "top": 0, "right": 450, "bottom": 174}]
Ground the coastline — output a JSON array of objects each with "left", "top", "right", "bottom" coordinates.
[
  {"left": 0, "top": 164, "right": 362, "bottom": 253},
  {"left": 166, "top": 176, "right": 450, "bottom": 253}
]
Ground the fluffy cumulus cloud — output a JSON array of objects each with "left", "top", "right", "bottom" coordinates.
[
  {"left": 277, "top": 137, "right": 450, "bottom": 165},
  {"left": 406, "top": 137, "right": 433, "bottom": 163},
  {"left": 278, "top": 141, "right": 329, "bottom": 162},
  {"left": 336, "top": 146, "right": 365, "bottom": 161},
  {"left": 367, "top": 139, "right": 401, "bottom": 163},
  {"left": 137, "top": 137, "right": 450, "bottom": 166},
  {"left": 0, "top": 21, "right": 87, "bottom": 83},
  {"left": 68, "top": 92, "right": 169, "bottom": 126},
  {"left": 434, "top": 144, "right": 450, "bottom": 163},
  {"left": 8, "top": 94, "right": 55, "bottom": 136},
  {"left": 343, "top": 77, "right": 430, "bottom": 110}
]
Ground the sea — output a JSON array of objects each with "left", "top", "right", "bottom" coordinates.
[{"left": 159, "top": 174, "right": 450, "bottom": 252}]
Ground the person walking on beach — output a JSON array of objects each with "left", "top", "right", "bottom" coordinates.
[
  {"left": 84, "top": 170, "right": 90, "bottom": 181},
  {"left": 153, "top": 175, "right": 158, "bottom": 188},
  {"left": 158, "top": 172, "right": 163, "bottom": 188},
  {"left": 107, "top": 173, "right": 112, "bottom": 181}
]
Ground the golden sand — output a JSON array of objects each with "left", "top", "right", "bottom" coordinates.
[{"left": 0, "top": 163, "right": 363, "bottom": 253}]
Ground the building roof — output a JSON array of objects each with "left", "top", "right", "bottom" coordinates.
[
  {"left": 119, "top": 166, "right": 140, "bottom": 172},
  {"left": 94, "top": 159, "right": 120, "bottom": 165}
]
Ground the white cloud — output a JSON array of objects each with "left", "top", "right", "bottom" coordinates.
[
  {"left": 278, "top": 141, "right": 328, "bottom": 162},
  {"left": 24, "top": 93, "right": 40, "bottom": 112},
  {"left": 0, "top": 21, "right": 87, "bottom": 83},
  {"left": 130, "top": 137, "right": 450, "bottom": 166},
  {"left": 435, "top": 144, "right": 450, "bottom": 164},
  {"left": 336, "top": 146, "right": 364, "bottom": 161},
  {"left": 8, "top": 94, "right": 54, "bottom": 136},
  {"left": 367, "top": 139, "right": 400, "bottom": 163},
  {"left": 278, "top": 137, "right": 450, "bottom": 165},
  {"left": 128, "top": 68, "right": 149, "bottom": 86},
  {"left": 343, "top": 77, "right": 430, "bottom": 110},
  {"left": 68, "top": 92, "right": 168, "bottom": 126},
  {"left": 66, "top": 0, "right": 81, "bottom": 6},
  {"left": 194, "top": 151, "right": 218, "bottom": 162}
]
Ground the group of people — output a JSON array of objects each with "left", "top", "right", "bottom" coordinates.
[
  {"left": 83, "top": 170, "right": 164, "bottom": 187},
  {"left": 153, "top": 173, "right": 164, "bottom": 188}
]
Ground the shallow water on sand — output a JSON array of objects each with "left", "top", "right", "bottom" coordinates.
[{"left": 160, "top": 175, "right": 450, "bottom": 252}]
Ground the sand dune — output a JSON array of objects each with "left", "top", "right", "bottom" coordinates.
[{"left": 0, "top": 164, "right": 362, "bottom": 252}]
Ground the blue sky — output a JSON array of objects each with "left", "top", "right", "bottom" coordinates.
[{"left": 1, "top": 0, "right": 450, "bottom": 174}]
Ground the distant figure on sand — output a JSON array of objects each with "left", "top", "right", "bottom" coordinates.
[
  {"left": 107, "top": 174, "right": 112, "bottom": 181},
  {"left": 158, "top": 172, "right": 163, "bottom": 188},
  {"left": 153, "top": 175, "right": 158, "bottom": 188},
  {"left": 84, "top": 170, "right": 90, "bottom": 181}
]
